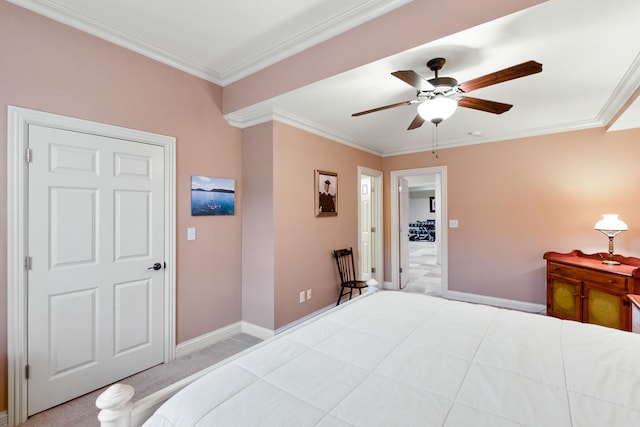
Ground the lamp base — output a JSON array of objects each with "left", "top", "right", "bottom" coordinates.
[{"left": 602, "top": 260, "right": 621, "bottom": 265}]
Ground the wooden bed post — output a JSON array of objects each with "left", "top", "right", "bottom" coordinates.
[{"left": 96, "top": 384, "right": 135, "bottom": 427}]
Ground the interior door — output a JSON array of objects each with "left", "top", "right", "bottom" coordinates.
[
  {"left": 27, "top": 125, "right": 166, "bottom": 415},
  {"left": 360, "top": 176, "right": 372, "bottom": 281},
  {"left": 399, "top": 177, "right": 410, "bottom": 289}
]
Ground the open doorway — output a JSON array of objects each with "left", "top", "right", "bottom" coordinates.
[
  {"left": 403, "top": 176, "right": 441, "bottom": 295},
  {"left": 390, "top": 166, "right": 447, "bottom": 296},
  {"left": 358, "top": 166, "right": 383, "bottom": 285}
]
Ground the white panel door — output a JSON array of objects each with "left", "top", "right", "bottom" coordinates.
[
  {"left": 27, "top": 125, "right": 165, "bottom": 415},
  {"left": 360, "top": 176, "right": 372, "bottom": 281},
  {"left": 399, "top": 177, "right": 410, "bottom": 289}
]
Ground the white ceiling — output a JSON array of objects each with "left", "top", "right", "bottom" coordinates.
[{"left": 11, "top": 0, "right": 640, "bottom": 156}]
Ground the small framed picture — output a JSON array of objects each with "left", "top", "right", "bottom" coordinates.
[
  {"left": 191, "top": 176, "right": 235, "bottom": 216},
  {"left": 315, "top": 170, "right": 337, "bottom": 217}
]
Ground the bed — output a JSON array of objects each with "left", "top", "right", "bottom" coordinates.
[{"left": 96, "top": 291, "right": 640, "bottom": 426}]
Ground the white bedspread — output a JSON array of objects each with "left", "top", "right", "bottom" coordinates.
[{"left": 143, "top": 291, "right": 640, "bottom": 426}]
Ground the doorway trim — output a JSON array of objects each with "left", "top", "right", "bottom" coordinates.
[
  {"left": 6, "top": 106, "right": 177, "bottom": 425},
  {"left": 357, "top": 166, "right": 383, "bottom": 285},
  {"left": 390, "top": 166, "right": 447, "bottom": 294}
]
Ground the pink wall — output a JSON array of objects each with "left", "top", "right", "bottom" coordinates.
[
  {"left": 244, "top": 122, "right": 382, "bottom": 329},
  {"left": 383, "top": 127, "right": 640, "bottom": 303},
  {"left": 241, "top": 122, "right": 382, "bottom": 331},
  {"left": 242, "top": 123, "right": 276, "bottom": 329},
  {"left": 0, "top": 2, "right": 243, "bottom": 411}
]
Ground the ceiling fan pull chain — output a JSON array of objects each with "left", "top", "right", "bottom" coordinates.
[
  {"left": 432, "top": 123, "right": 439, "bottom": 158},
  {"left": 432, "top": 123, "right": 435, "bottom": 154}
]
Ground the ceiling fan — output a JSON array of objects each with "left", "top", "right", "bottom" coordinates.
[{"left": 352, "top": 57, "right": 542, "bottom": 130}]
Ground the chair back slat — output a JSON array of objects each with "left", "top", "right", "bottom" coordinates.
[{"left": 334, "top": 247, "right": 357, "bottom": 284}]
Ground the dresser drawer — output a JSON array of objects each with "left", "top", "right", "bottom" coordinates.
[
  {"left": 548, "top": 262, "right": 629, "bottom": 290},
  {"left": 583, "top": 270, "right": 628, "bottom": 290},
  {"left": 547, "top": 262, "right": 576, "bottom": 278}
]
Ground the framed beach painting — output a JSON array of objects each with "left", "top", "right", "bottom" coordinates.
[
  {"left": 191, "top": 176, "right": 235, "bottom": 216},
  {"left": 315, "top": 170, "right": 337, "bottom": 217}
]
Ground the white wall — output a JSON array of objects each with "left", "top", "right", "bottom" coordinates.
[{"left": 409, "top": 189, "right": 435, "bottom": 222}]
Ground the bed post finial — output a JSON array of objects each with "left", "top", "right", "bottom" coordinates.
[{"left": 96, "top": 383, "right": 135, "bottom": 427}]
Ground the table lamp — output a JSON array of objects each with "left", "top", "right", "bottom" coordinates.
[{"left": 594, "top": 214, "right": 628, "bottom": 265}]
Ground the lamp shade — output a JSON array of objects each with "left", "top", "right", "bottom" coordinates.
[
  {"left": 417, "top": 95, "right": 458, "bottom": 123},
  {"left": 594, "top": 214, "right": 628, "bottom": 233}
]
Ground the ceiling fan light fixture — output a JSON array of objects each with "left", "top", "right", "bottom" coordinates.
[{"left": 417, "top": 95, "right": 458, "bottom": 123}]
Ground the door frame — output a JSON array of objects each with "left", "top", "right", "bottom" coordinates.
[
  {"left": 390, "top": 166, "right": 448, "bottom": 293},
  {"left": 357, "top": 166, "right": 383, "bottom": 285},
  {"left": 6, "top": 106, "right": 177, "bottom": 425}
]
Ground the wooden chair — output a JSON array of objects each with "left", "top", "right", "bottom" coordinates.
[{"left": 334, "top": 247, "right": 367, "bottom": 306}]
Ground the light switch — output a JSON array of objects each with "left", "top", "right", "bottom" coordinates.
[
  {"left": 449, "top": 219, "right": 459, "bottom": 228},
  {"left": 187, "top": 227, "right": 196, "bottom": 240}
]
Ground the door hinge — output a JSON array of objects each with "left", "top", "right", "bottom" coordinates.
[
  {"left": 399, "top": 267, "right": 403, "bottom": 273},
  {"left": 24, "top": 256, "right": 32, "bottom": 271},
  {"left": 371, "top": 267, "right": 376, "bottom": 273},
  {"left": 25, "top": 364, "right": 30, "bottom": 380},
  {"left": 25, "top": 148, "right": 32, "bottom": 163},
  {"left": 371, "top": 226, "right": 376, "bottom": 232}
]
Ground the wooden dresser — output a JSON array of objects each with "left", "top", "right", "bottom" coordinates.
[{"left": 543, "top": 250, "right": 640, "bottom": 331}]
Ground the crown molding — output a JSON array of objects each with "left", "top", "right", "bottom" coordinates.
[
  {"left": 225, "top": 108, "right": 382, "bottom": 156},
  {"left": 8, "top": 0, "right": 412, "bottom": 86},
  {"left": 219, "top": 0, "right": 412, "bottom": 85},
  {"left": 7, "top": 0, "right": 225, "bottom": 83},
  {"left": 225, "top": 104, "right": 608, "bottom": 158},
  {"left": 600, "top": 52, "right": 640, "bottom": 130}
]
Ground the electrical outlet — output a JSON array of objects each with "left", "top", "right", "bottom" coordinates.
[
  {"left": 306, "top": 289, "right": 312, "bottom": 300},
  {"left": 299, "top": 291, "right": 305, "bottom": 303}
]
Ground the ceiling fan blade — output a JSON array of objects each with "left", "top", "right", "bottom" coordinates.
[
  {"left": 391, "top": 70, "right": 435, "bottom": 91},
  {"left": 407, "top": 114, "right": 425, "bottom": 130},
  {"left": 458, "top": 61, "right": 542, "bottom": 93},
  {"left": 352, "top": 100, "right": 415, "bottom": 116},
  {"left": 458, "top": 96, "right": 513, "bottom": 114}
]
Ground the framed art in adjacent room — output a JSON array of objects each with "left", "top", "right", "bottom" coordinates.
[
  {"left": 191, "top": 176, "right": 235, "bottom": 216},
  {"left": 315, "top": 170, "right": 337, "bottom": 217}
]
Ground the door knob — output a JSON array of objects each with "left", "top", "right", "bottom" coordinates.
[{"left": 148, "top": 262, "right": 163, "bottom": 271}]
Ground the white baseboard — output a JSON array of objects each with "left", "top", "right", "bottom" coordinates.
[
  {"left": 444, "top": 290, "right": 546, "bottom": 314},
  {"left": 240, "top": 321, "right": 274, "bottom": 340},
  {"left": 175, "top": 322, "right": 244, "bottom": 358},
  {"left": 274, "top": 304, "right": 335, "bottom": 335},
  {"left": 382, "top": 281, "right": 545, "bottom": 314},
  {"left": 175, "top": 321, "right": 275, "bottom": 358}
]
